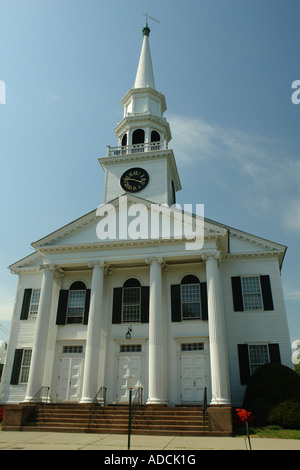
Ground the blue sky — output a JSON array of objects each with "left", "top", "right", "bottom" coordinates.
[{"left": 0, "top": 0, "right": 299, "bottom": 347}]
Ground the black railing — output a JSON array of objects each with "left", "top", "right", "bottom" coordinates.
[
  {"left": 203, "top": 386, "right": 207, "bottom": 430},
  {"left": 88, "top": 386, "right": 107, "bottom": 429},
  {"left": 131, "top": 387, "right": 143, "bottom": 422},
  {"left": 27, "top": 386, "right": 50, "bottom": 405},
  {"left": 23, "top": 386, "right": 50, "bottom": 425},
  {"left": 128, "top": 387, "right": 143, "bottom": 450}
]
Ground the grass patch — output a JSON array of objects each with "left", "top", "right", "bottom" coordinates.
[{"left": 234, "top": 425, "right": 300, "bottom": 440}]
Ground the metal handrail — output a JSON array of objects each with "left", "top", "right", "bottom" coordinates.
[
  {"left": 27, "top": 386, "right": 50, "bottom": 405},
  {"left": 88, "top": 386, "right": 107, "bottom": 429},
  {"left": 131, "top": 387, "right": 143, "bottom": 422},
  {"left": 203, "top": 386, "right": 207, "bottom": 430},
  {"left": 23, "top": 386, "right": 50, "bottom": 425},
  {"left": 128, "top": 387, "right": 143, "bottom": 450}
]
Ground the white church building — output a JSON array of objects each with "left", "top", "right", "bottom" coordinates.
[{"left": 0, "top": 23, "right": 292, "bottom": 417}]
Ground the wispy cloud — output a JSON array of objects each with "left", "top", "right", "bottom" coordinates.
[
  {"left": 283, "top": 285, "right": 300, "bottom": 302},
  {"left": 47, "top": 92, "right": 62, "bottom": 103},
  {"left": 168, "top": 113, "right": 300, "bottom": 233}
]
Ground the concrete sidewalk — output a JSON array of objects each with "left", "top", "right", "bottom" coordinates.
[{"left": 0, "top": 430, "right": 299, "bottom": 450}]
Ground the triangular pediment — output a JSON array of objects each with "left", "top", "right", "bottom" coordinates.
[
  {"left": 10, "top": 195, "right": 286, "bottom": 270},
  {"left": 30, "top": 195, "right": 225, "bottom": 252}
]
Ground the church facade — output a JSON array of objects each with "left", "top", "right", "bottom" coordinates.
[{"left": 0, "top": 24, "right": 292, "bottom": 410}]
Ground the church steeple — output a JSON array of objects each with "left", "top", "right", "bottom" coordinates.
[
  {"left": 134, "top": 24, "right": 155, "bottom": 90},
  {"left": 99, "top": 23, "right": 181, "bottom": 205}
]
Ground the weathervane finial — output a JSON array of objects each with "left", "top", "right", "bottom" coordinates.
[{"left": 142, "top": 12, "right": 160, "bottom": 36}]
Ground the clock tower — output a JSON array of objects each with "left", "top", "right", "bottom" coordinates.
[{"left": 99, "top": 23, "right": 181, "bottom": 206}]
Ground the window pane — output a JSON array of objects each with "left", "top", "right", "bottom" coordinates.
[
  {"left": 123, "top": 305, "right": 140, "bottom": 322},
  {"left": 122, "top": 287, "right": 141, "bottom": 322},
  {"left": 29, "top": 288, "right": 41, "bottom": 316},
  {"left": 67, "top": 290, "right": 86, "bottom": 323},
  {"left": 242, "top": 277, "right": 263, "bottom": 310},
  {"left": 19, "top": 350, "right": 32, "bottom": 383},
  {"left": 181, "top": 284, "right": 200, "bottom": 302},
  {"left": 182, "top": 302, "right": 201, "bottom": 319},
  {"left": 249, "top": 345, "right": 269, "bottom": 374},
  {"left": 181, "top": 284, "right": 201, "bottom": 319},
  {"left": 120, "top": 344, "right": 142, "bottom": 353},
  {"left": 181, "top": 343, "right": 204, "bottom": 351},
  {"left": 123, "top": 287, "right": 140, "bottom": 304}
]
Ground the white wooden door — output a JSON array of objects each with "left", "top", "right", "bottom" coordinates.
[
  {"left": 117, "top": 355, "right": 143, "bottom": 403},
  {"left": 180, "top": 354, "right": 206, "bottom": 403},
  {"left": 57, "top": 356, "right": 84, "bottom": 402}
]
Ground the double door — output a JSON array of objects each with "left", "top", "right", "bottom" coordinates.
[
  {"left": 117, "top": 351, "right": 144, "bottom": 403},
  {"left": 180, "top": 353, "right": 207, "bottom": 403},
  {"left": 57, "top": 355, "right": 84, "bottom": 402}
]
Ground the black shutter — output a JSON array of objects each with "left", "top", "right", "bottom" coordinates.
[
  {"left": 141, "top": 286, "right": 149, "bottom": 323},
  {"left": 268, "top": 343, "right": 281, "bottom": 363},
  {"left": 83, "top": 289, "right": 91, "bottom": 325},
  {"left": 171, "top": 285, "right": 181, "bottom": 322},
  {"left": 20, "top": 289, "right": 32, "bottom": 320},
  {"left": 112, "top": 287, "right": 122, "bottom": 324},
  {"left": 231, "top": 277, "right": 244, "bottom": 311},
  {"left": 10, "top": 349, "right": 23, "bottom": 385},
  {"left": 56, "top": 290, "right": 69, "bottom": 325},
  {"left": 200, "top": 282, "right": 208, "bottom": 321},
  {"left": 238, "top": 344, "right": 250, "bottom": 385},
  {"left": 260, "top": 275, "right": 274, "bottom": 311}
]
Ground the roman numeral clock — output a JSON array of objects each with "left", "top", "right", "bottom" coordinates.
[{"left": 120, "top": 168, "right": 149, "bottom": 193}]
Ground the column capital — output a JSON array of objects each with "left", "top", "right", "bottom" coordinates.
[
  {"left": 88, "top": 260, "right": 113, "bottom": 275},
  {"left": 202, "top": 251, "right": 221, "bottom": 264},
  {"left": 145, "top": 256, "right": 167, "bottom": 271},
  {"left": 38, "top": 262, "right": 56, "bottom": 271}
]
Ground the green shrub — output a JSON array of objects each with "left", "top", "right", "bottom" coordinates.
[
  {"left": 243, "top": 363, "right": 300, "bottom": 429},
  {"left": 268, "top": 400, "right": 300, "bottom": 429}
]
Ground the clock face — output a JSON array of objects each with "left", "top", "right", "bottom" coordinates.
[{"left": 120, "top": 167, "right": 149, "bottom": 193}]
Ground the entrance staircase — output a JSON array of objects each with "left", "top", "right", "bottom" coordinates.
[{"left": 3, "top": 403, "right": 231, "bottom": 436}]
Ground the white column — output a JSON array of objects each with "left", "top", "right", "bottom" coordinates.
[
  {"left": 146, "top": 257, "right": 167, "bottom": 405},
  {"left": 25, "top": 264, "right": 55, "bottom": 402},
  {"left": 80, "top": 261, "right": 105, "bottom": 403},
  {"left": 204, "top": 252, "right": 231, "bottom": 405}
]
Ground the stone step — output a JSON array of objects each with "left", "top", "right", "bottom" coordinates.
[{"left": 11, "top": 403, "right": 226, "bottom": 436}]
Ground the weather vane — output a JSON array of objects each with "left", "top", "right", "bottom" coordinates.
[{"left": 142, "top": 11, "right": 160, "bottom": 26}]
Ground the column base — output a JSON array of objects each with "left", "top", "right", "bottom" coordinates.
[
  {"left": 210, "top": 398, "right": 231, "bottom": 405},
  {"left": 146, "top": 398, "right": 168, "bottom": 406},
  {"left": 79, "top": 397, "right": 93, "bottom": 404}
]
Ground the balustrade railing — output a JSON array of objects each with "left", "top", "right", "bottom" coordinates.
[{"left": 106, "top": 140, "right": 167, "bottom": 157}]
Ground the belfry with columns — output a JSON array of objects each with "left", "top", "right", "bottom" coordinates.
[{"left": 0, "top": 23, "right": 292, "bottom": 434}]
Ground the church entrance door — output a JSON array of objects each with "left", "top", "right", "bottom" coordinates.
[
  {"left": 57, "top": 354, "right": 84, "bottom": 402},
  {"left": 180, "top": 353, "right": 207, "bottom": 404},
  {"left": 116, "top": 344, "right": 144, "bottom": 403}
]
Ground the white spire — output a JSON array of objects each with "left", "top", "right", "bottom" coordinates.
[{"left": 134, "top": 25, "right": 155, "bottom": 90}]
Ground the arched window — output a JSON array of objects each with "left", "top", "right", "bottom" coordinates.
[
  {"left": 67, "top": 281, "right": 87, "bottom": 324},
  {"left": 121, "top": 134, "right": 127, "bottom": 146},
  {"left": 181, "top": 275, "right": 201, "bottom": 320},
  {"left": 132, "top": 129, "right": 145, "bottom": 145},
  {"left": 151, "top": 130, "right": 160, "bottom": 142},
  {"left": 122, "top": 278, "right": 141, "bottom": 323}
]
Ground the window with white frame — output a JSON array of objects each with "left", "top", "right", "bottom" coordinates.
[
  {"left": 67, "top": 281, "right": 87, "bottom": 324},
  {"left": 181, "top": 275, "right": 201, "bottom": 320},
  {"left": 241, "top": 276, "right": 263, "bottom": 310},
  {"left": 19, "top": 349, "right": 32, "bottom": 384},
  {"left": 29, "top": 289, "right": 41, "bottom": 318},
  {"left": 122, "top": 279, "right": 141, "bottom": 323},
  {"left": 248, "top": 344, "right": 269, "bottom": 374}
]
